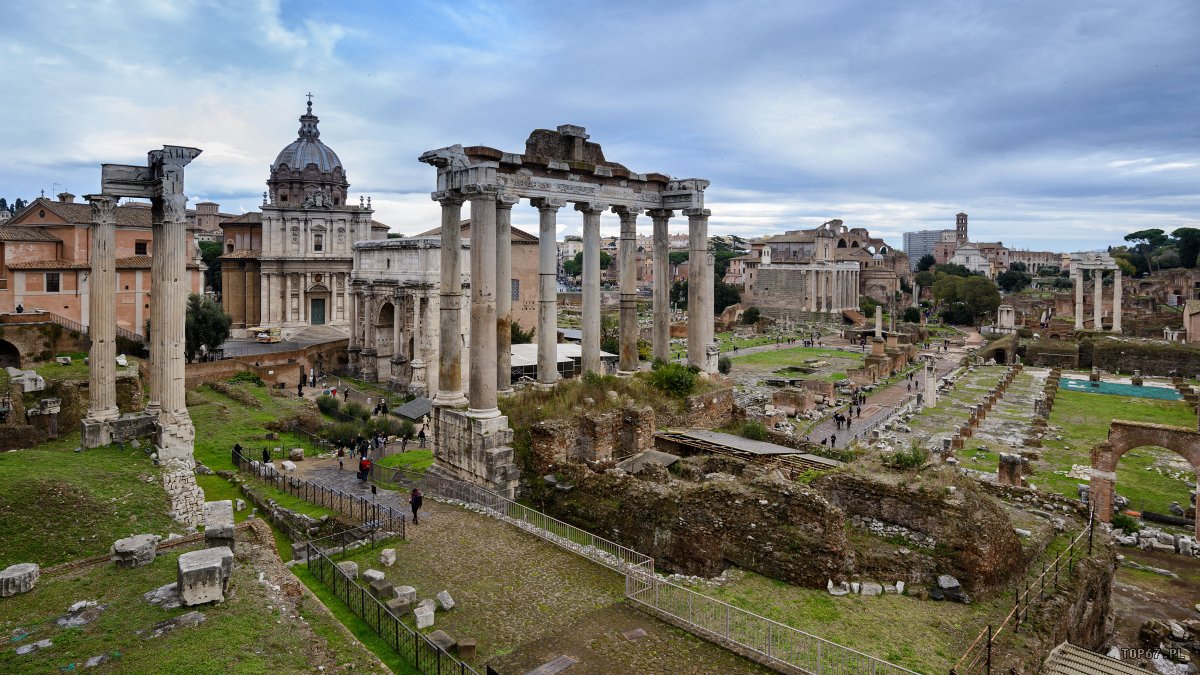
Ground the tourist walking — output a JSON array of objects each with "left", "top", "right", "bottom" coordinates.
[
  {"left": 410, "top": 488, "right": 423, "bottom": 525},
  {"left": 418, "top": 428, "right": 426, "bottom": 448},
  {"left": 830, "top": 433, "right": 837, "bottom": 447},
  {"left": 261, "top": 447, "right": 270, "bottom": 464},
  {"left": 232, "top": 443, "right": 242, "bottom": 466}
]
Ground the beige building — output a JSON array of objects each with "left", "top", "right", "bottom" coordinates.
[{"left": 220, "top": 100, "right": 387, "bottom": 334}]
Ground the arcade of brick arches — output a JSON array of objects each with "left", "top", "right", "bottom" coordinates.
[{"left": 1091, "top": 419, "right": 1200, "bottom": 537}]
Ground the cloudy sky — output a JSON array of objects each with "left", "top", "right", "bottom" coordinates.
[{"left": 1, "top": 0, "right": 1197, "bottom": 251}]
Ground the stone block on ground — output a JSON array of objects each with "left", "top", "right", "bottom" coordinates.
[
  {"left": 436, "top": 590, "right": 455, "bottom": 610},
  {"left": 337, "top": 561, "right": 359, "bottom": 579},
  {"left": 111, "top": 534, "right": 160, "bottom": 568},
  {"left": 281, "top": 460, "right": 297, "bottom": 471},
  {"left": 0, "top": 563, "right": 40, "bottom": 597},
  {"left": 143, "top": 582, "right": 181, "bottom": 609},
  {"left": 363, "top": 569, "right": 386, "bottom": 584},
  {"left": 288, "top": 448, "right": 304, "bottom": 461},
  {"left": 428, "top": 629, "right": 456, "bottom": 651},
  {"left": 386, "top": 597, "right": 412, "bottom": 615},
  {"left": 380, "top": 548, "right": 396, "bottom": 567},
  {"left": 860, "top": 582, "right": 883, "bottom": 596},
  {"left": 14, "top": 638, "right": 52, "bottom": 656},
  {"left": 394, "top": 585, "right": 417, "bottom": 604},
  {"left": 414, "top": 605, "right": 435, "bottom": 629},
  {"left": 457, "top": 639, "right": 477, "bottom": 660},
  {"left": 937, "top": 574, "right": 970, "bottom": 603},
  {"left": 177, "top": 548, "right": 231, "bottom": 606},
  {"left": 369, "top": 579, "right": 394, "bottom": 600},
  {"left": 235, "top": 499, "right": 246, "bottom": 512},
  {"left": 203, "top": 500, "right": 235, "bottom": 549}
]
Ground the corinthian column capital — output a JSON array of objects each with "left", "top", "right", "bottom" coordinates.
[
  {"left": 574, "top": 201, "right": 609, "bottom": 216},
  {"left": 611, "top": 205, "right": 642, "bottom": 222},
  {"left": 682, "top": 207, "right": 711, "bottom": 219},
  {"left": 86, "top": 194, "right": 118, "bottom": 224},
  {"left": 646, "top": 208, "right": 674, "bottom": 221}
]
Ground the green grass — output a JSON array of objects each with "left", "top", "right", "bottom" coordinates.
[
  {"left": 187, "top": 383, "right": 324, "bottom": 473},
  {"left": 1037, "top": 390, "right": 1196, "bottom": 513},
  {"left": 291, "top": 564, "right": 421, "bottom": 675},
  {"left": 0, "top": 541, "right": 381, "bottom": 674},
  {"left": 31, "top": 352, "right": 141, "bottom": 382},
  {"left": 729, "top": 346, "right": 865, "bottom": 369},
  {"left": 0, "top": 434, "right": 177, "bottom": 568},
  {"left": 377, "top": 449, "right": 434, "bottom": 474}
]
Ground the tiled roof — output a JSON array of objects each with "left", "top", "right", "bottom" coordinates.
[
  {"left": 0, "top": 226, "right": 61, "bottom": 242},
  {"left": 220, "top": 249, "right": 261, "bottom": 260},
  {"left": 116, "top": 256, "right": 152, "bottom": 269},
  {"left": 6, "top": 258, "right": 88, "bottom": 270},
  {"left": 15, "top": 198, "right": 154, "bottom": 227},
  {"left": 223, "top": 212, "right": 263, "bottom": 224}
]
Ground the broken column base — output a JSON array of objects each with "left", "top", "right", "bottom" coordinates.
[
  {"left": 177, "top": 546, "right": 233, "bottom": 606},
  {"left": 430, "top": 406, "right": 519, "bottom": 499},
  {"left": 157, "top": 417, "right": 205, "bottom": 526}
]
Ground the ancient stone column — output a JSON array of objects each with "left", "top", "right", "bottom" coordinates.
[
  {"left": 705, "top": 250, "right": 718, "bottom": 372},
  {"left": 435, "top": 194, "right": 467, "bottom": 406},
  {"left": 158, "top": 192, "right": 190, "bottom": 421},
  {"left": 874, "top": 304, "right": 883, "bottom": 338},
  {"left": 912, "top": 283, "right": 920, "bottom": 308},
  {"left": 1093, "top": 267, "right": 1103, "bottom": 330},
  {"left": 615, "top": 206, "right": 641, "bottom": 375},
  {"left": 86, "top": 194, "right": 119, "bottom": 424},
  {"left": 533, "top": 199, "right": 563, "bottom": 388},
  {"left": 577, "top": 202, "right": 607, "bottom": 375},
  {"left": 648, "top": 209, "right": 673, "bottom": 362},
  {"left": 685, "top": 208, "right": 713, "bottom": 373},
  {"left": 1113, "top": 269, "right": 1122, "bottom": 333},
  {"left": 495, "top": 193, "right": 517, "bottom": 395},
  {"left": 146, "top": 219, "right": 165, "bottom": 414},
  {"left": 467, "top": 187, "right": 499, "bottom": 418},
  {"left": 408, "top": 290, "right": 425, "bottom": 394},
  {"left": 1074, "top": 270, "right": 1084, "bottom": 330}
]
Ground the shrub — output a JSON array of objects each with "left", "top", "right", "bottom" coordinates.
[
  {"left": 717, "top": 356, "right": 732, "bottom": 374},
  {"left": 343, "top": 401, "right": 370, "bottom": 421},
  {"left": 322, "top": 420, "right": 363, "bottom": 446},
  {"left": 903, "top": 307, "right": 921, "bottom": 324},
  {"left": 229, "top": 371, "right": 264, "bottom": 386},
  {"left": 399, "top": 420, "right": 416, "bottom": 439},
  {"left": 883, "top": 443, "right": 929, "bottom": 470},
  {"left": 647, "top": 361, "right": 697, "bottom": 397},
  {"left": 368, "top": 416, "right": 404, "bottom": 437},
  {"left": 742, "top": 307, "right": 761, "bottom": 325},
  {"left": 742, "top": 420, "right": 767, "bottom": 441},
  {"left": 1112, "top": 512, "right": 1141, "bottom": 533},
  {"left": 315, "top": 395, "right": 340, "bottom": 416},
  {"left": 582, "top": 370, "right": 604, "bottom": 386}
]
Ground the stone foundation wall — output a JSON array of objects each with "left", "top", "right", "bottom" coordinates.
[
  {"left": 1021, "top": 340, "right": 1080, "bottom": 369},
  {"left": 1093, "top": 339, "right": 1200, "bottom": 376},
  {"left": 811, "top": 473, "right": 1023, "bottom": 592},
  {"left": 431, "top": 406, "right": 519, "bottom": 498},
  {"left": 679, "top": 386, "right": 734, "bottom": 428},
  {"left": 530, "top": 404, "right": 659, "bottom": 474}
]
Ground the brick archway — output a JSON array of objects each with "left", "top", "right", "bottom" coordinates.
[{"left": 1091, "top": 420, "right": 1200, "bottom": 536}]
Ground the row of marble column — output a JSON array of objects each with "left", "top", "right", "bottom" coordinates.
[
  {"left": 1073, "top": 268, "right": 1122, "bottom": 332},
  {"left": 85, "top": 192, "right": 192, "bottom": 426},
  {"left": 804, "top": 266, "right": 859, "bottom": 312},
  {"left": 434, "top": 189, "right": 714, "bottom": 418}
]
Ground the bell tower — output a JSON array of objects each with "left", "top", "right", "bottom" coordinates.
[{"left": 956, "top": 212, "right": 968, "bottom": 245}]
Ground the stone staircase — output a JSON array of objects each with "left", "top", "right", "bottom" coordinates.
[{"left": 284, "top": 324, "right": 350, "bottom": 342}]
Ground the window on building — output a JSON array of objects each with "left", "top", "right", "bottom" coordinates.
[
  {"left": 314, "top": 234, "right": 323, "bottom": 252},
  {"left": 511, "top": 278, "right": 519, "bottom": 301},
  {"left": 46, "top": 272, "right": 60, "bottom": 293},
  {"left": 135, "top": 240, "right": 148, "bottom": 256}
]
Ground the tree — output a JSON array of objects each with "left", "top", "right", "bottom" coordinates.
[
  {"left": 714, "top": 249, "right": 742, "bottom": 278},
  {"left": 1008, "top": 262, "right": 1027, "bottom": 273},
  {"left": 0, "top": 198, "right": 7, "bottom": 211},
  {"left": 714, "top": 281, "right": 741, "bottom": 313},
  {"left": 1125, "top": 228, "right": 1167, "bottom": 273},
  {"left": 198, "top": 240, "right": 223, "bottom": 293},
  {"left": 931, "top": 275, "right": 963, "bottom": 305},
  {"left": 960, "top": 276, "right": 1001, "bottom": 322},
  {"left": 934, "top": 263, "right": 973, "bottom": 277},
  {"left": 1113, "top": 256, "right": 1137, "bottom": 277},
  {"left": 1036, "top": 266, "right": 1060, "bottom": 277},
  {"left": 995, "top": 269, "right": 1031, "bottom": 293},
  {"left": 1172, "top": 228, "right": 1200, "bottom": 269},
  {"left": 903, "top": 306, "right": 921, "bottom": 323},
  {"left": 562, "top": 251, "right": 610, "bottom": 278},
  {"left": 511, "top": 321, "right": 534, "bottom": 344},
  {"left": 600, "top": 313, "right": 618, "bottom": 354},
  {"left": 669, "top": 251, "right": 689, "bottom": 266},
  {"left": 670, "top": 280, "right": 688, "bottom": 308},
  {"left": 185, "top": 293, "right": 231, "bottom": 362},
  {"left": 913, "top": 270, "right": 937, "bottom": 289},
  {"left": 916, "top": 254, "right": 936, "bottom": 272},
  {"left": 13, "top": 198, "right": 27, "bottom": 213},
  {"left": 741, "top": 307, "right": 761, "bottom": 325}
]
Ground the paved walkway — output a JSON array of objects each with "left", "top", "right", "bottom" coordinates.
[{"left": 291, "top": 458, "right": 445, "bottom": 537}]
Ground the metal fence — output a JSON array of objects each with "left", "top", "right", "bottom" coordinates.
[
  {"left": 951, "top": 512, "right": 1096, "bottom": 675},
  {"left": 370, "top": 464, "right": 919, "bottom": 674},
  {"left": 306, "top": 530, "right": 478, "bottom": 675},
  {"left": 233, "top": 450, "right": 406, "bottom": 536}
]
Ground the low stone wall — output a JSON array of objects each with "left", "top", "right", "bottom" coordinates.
[
  {"left": 530, "top": 404, "right": 656, "bottom": 474},
  {"left": 679, "top": 385, "right": 734, "bottom": 428},
  {"left": 1022, "top": 340, "right": 1080, "bottom": 369},
  {"left": 1092, "top": 339, "right": 1200, "bottom": 377},
  {"left": 232, "top": 473, "right": 350, "bottom": 543}
]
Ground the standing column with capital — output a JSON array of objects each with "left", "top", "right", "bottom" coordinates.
[
  {"left": 1073, "top": 270, "right": 1085, "bottom": 330},
  {"left": 615, "top": 206, "right": 641, "bottom": 375},
  {"left": 533, "top": 199, "right": 563, "bottom": 387},
  {"left": 684, "top": 208, "right": 713, "bottom": 372},
  {"left": 1113, "top": 269, "right": 1123, "bottom": 333},
  {"left": 648, "top": 209, "right": 672, "bottom": 362},
  {"left": 84, "top": 195, "right": 119, "bottom": 439},
  {"left": 577, "top": 202, "right": 607, "bottom": 375},
  {"left": 495, "top": 193, "right": 517, "bottom": 395},
  {"left": 1093, "top": 268, "right": 1104, "bottom": 330},
  {"left": 467, "top": 187, "right": 499, "bottom": 417},
  {"left": 158, "top": 193, "right": 191, "bottom": 423},
  {"left": 435, "top": 194, "right": 467, "bottom": 406}
]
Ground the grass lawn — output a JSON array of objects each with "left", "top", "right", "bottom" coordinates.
[
  {"left": 0, "top": 538, "right": 383, "bottom": 674},
  {"left": 187, "top": 382, "right": 322, "bottom": 473},
  {"left": 377, "top": 449, "right": 434, "bottom": 474},
  {"left": 1036, "top": 390, "right": 1196, "bottom": 513},
  {"left": 31, "top": 353, "right": 142, "bottom": 382},
  {"left": 0, "top": 434, "right": 177, "bottom": 568},
  {"left": 707, "top": 569, "right": 1024, "bottom": 674}
]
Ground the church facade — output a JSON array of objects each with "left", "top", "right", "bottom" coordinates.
[{"left": 220, "top": 100, "right": 387, "bottom": 334}]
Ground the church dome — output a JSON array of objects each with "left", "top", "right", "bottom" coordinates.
[{"left": 272, "top": 100, "right": 343, "bottom": 173}]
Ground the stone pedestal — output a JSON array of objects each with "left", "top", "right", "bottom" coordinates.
[
  {"left": 111, "top": 534, "right": 160, "bottom": 568},
  {"left": 177, "top": 546, "right": 233, "bottom": 606},
  {"left": 431, "top": 406, "right": 519, "bottom": 498},
  {"left": 203, "top": 500, "right": 236, "bottom": 550},
  {"left": 0, "top": 563, "right": 39, "bottom": 597}
]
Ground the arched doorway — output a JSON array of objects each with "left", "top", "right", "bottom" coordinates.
[
  {"left": 1091, "top": 420, "right": 1200, "bottom": 537},
  {"left": 0, "top": 339, "right": 19, "bottom": 368},
  {"left": 307, "top": 282, "right": 331, "bottom": 325},
  {"left": 376, "top": 302, "right": 395, "bottom": 357}
]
